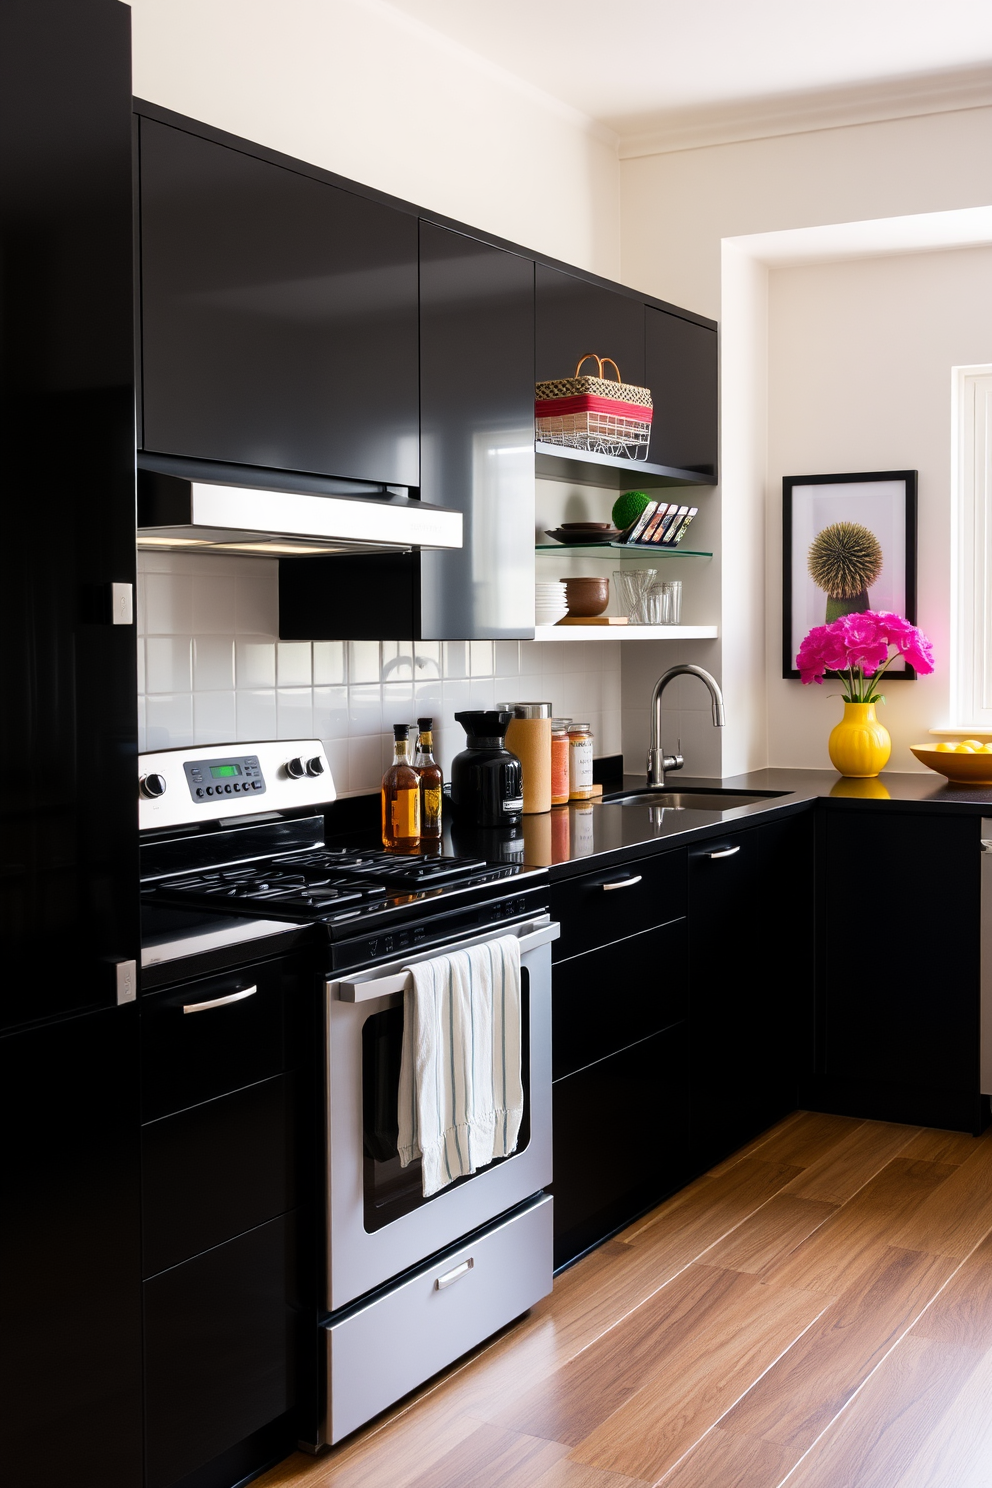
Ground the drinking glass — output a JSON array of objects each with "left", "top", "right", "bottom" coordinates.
[
  {"left": 644, "top": 580, "right": 682, "bottom": 625},
  {"left": 612, "top": 568, "right": 657, "bottom": 624}
]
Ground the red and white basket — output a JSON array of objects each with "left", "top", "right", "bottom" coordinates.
[{"left": 535, "top": 354, "right": 653, "bottom": 460}]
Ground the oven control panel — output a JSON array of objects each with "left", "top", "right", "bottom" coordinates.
[
  {"left": 139, "top": 739, "right": 334, "bottom": 831},
  {"left": 183, "top": 754, "right": 265, "bottom": 803}
]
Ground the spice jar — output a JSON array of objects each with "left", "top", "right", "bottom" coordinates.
[
  {"left": 568, "top": 722, "right": 594, "bottom": 800},
  {"left": 551, "top": 718, "right": 572, "bottom": 806},
  {"left": 497, "top": 702, "right": 552, "bottom": 814}
]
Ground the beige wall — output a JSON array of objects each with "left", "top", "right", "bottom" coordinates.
[{"left": 128, "top": 0, "right": 621, "bottom": 278}]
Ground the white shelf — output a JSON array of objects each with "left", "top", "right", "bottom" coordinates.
[{"left": 532, "top": 624, "right": 718, "bottom": 642}]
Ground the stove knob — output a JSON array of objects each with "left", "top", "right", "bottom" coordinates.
[
  {"left": 306, "top": 756, "right": 324, "bottom": 777},
  {"left": 140, "top": 773, "right": 167, "bottom": 799},
  {"left": 286, "top": 757, "right": 306, "bottom": 779}
]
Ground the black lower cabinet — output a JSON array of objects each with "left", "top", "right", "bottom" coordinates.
[
  {"left": 688, "top": 813, "right": 811, "bottom": 1173},
  {"left": 140, "top": 953, "right": 315, "bottom": 1488},
  {"left": 553, "top": 1025, "right": 689, "bottom": 1268},
  {"left": 805, "top": 806, "right": 984, "bottom": 1132},
  {"left": 144, "top": 1216, "right": 298, "bottom": 1488}
]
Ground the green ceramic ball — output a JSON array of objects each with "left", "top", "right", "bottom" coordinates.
[{"left": 612, "top": 490, "right": 650, "bottom": 531}]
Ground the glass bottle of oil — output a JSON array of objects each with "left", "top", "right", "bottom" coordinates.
[
  {"left": 413, "top": 716, "right": 443, "bottom": 840},
  {"left": 382, "top": 724, "right": 420, "bottom": 849}
]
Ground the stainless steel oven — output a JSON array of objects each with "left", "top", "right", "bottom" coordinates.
[{"left": 319, "top": 913, "right": 557, "bottom": 1443}]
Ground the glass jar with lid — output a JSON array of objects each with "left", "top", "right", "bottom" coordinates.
[
  {"left": 551, "top": 718, "right": 571, "bottom": 806},
  {"left": 568, "top": 722, "right": 594, "bottom": 801}
]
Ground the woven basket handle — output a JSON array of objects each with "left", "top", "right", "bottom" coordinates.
[{"left": 574, "top": 353, "right": 622, "bottom": 382}]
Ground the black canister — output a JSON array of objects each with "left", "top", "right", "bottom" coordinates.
[{"left": 451, "top": 711, "right": 524, "bottom": 827}]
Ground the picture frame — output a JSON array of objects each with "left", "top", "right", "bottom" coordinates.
[{"left": 782, "top": 470, "right": 918, "bottom": 681}]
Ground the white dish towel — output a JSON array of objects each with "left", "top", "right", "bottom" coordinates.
[{"left": 397, "top": 935, "right": 524, "bottom": 1197}]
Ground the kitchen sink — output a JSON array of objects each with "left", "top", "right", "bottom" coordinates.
[{"left": 601, "top": 787, "right": 790, "bottom": 809}]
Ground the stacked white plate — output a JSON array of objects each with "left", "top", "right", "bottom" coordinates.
[{"left": 535, "top": 579, "right": 568, "bottom": 626}]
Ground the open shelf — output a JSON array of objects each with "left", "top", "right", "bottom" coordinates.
[
  {"left": 536, "top": 543, "right": 712, "bottom": 558},
  {"left": 533, "top": 624, "right": 718, "bottom": 642},
  {"left": 535, "top": 442, "right": 716, "bottom": 490}
]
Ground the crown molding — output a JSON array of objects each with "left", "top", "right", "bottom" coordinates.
[{"left": 617, "top": 64, "right": 992, "bottom": 159}]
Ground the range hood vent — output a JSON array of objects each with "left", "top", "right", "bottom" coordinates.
[{"left": 136, "top": 455, "right": 462, "bottom": 556}]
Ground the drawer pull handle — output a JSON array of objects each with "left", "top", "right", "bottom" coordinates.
[
  {"left": 707, "top": 846, "right": 740, "bottom": 860},
  {"left": 435, "top": 1257, "right": 474, "bottom": 1290},
  {"left": 183, "top": 986, "right": 257, "bottom": 1014},
  {"left": 602, "top": 875, "right": 643, "bottom": 891}
]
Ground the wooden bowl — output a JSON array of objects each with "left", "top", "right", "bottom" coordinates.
[
  {"left": 563, "top": 576, "right": 609, "bottom": 618},
  {"left": 910, "top": 744, "right": 992, "bottom": 786}
]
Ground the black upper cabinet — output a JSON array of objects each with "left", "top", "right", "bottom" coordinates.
[
  {"left": 138, "top": 118, "right": 419, "bottom": 486},
  {"left": 645, "top": 307, "right": 717, "bottom": 478},
  {"left": 418, "top": 223, "right": 535, "bottom": 639},
  {"left": 536, "top": 262, "right": 645, "bottom": 388}
]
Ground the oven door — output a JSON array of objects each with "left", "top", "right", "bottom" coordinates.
[{"left": 324, "top": 914, "right": 556, "bottom": 1312}]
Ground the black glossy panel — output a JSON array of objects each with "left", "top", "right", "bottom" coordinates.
[
  {"left": 645, "top": 307, "right": 718, "bottom": 477},
  {"left": 552, "top": 920, "right": 687, "bottom": 1080},
  {"left": 279, "top": 551, "right": 418, "bottom": 641},
  {"left": 551, "top": 847, "right": 686, "bottom": 961},
  {"left": 0, "top": 0, "right": 137, "bottom": 1031},
  {"left": 0, "top": 1007, "right": 142, "bottom": 1486},
  {"left": 688, "top": 817, "right": 808, "bottom": 1171},
  {"left": 139, "top": 119, "right": 419, "bottom": 484},
  {"left": 419, "top": 223, "right": 535, "bottom": 639},
  {"left": 141, "top": 959, "right": 294, "bottom": 1121},
  {"left": 143, "top": 1073, "right": 297, "bottom": 1276},
  {"left": 553, "top": 1024, "right": 689, "bottom": 1267},
  {"left": 821, "top": 810, "right": 978, "bottom": 1090},
  {"left": 144, "top": 1214, "right": 297, "bottom": 1488},
  {"left": 536, "top": 262, "right": 645, "bottom": 387}
]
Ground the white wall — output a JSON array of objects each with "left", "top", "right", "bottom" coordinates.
[
  {"left": 128, "top": 0, "right": 620, "bottom": 279},
  {"left": 619, "top": 104, "right": 992, "bottom": 773},
  {"left": 766, "top": 245, "right": 992, "bottom": 769}
]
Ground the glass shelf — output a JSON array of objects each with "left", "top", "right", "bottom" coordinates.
[{"left": 536, "top": 543, "right": 712, "bottom": 558}]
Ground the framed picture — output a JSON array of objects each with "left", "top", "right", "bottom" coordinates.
[{"left": 782, "top": 470, "right": 918, "bottom": 680}]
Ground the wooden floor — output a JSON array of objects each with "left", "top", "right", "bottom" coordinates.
[{"left": 260, "top": 1112, "right": 992, "bottom": 1488}]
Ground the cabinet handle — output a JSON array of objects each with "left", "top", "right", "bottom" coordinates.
[
  {"left": 706, "top": 846, "right": 740, "bottom": 860},
  {"left": 183, "top": 986, "right": 257, "bottom": 1014},
  {"left": 435, "top": 1257, "right": 474, "bottom": 1291},
  {"left": 601, "top": 875, "right": 643, "bottom": 891}
]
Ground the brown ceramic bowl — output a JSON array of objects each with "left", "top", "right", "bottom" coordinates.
[{"left": 563, "top": 576, "right": 609, "bottom": 617}]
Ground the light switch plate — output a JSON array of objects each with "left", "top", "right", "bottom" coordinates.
[
  {"left": 113, "top": 958, "right": 136, "bottom": 1004},
  {"left": 111, "top": 582, "right": 133, "bottom": 625}
]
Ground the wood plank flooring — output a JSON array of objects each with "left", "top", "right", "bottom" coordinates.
[{"left": 259, "top": 1112, "right": 992, "bottom": 1488}]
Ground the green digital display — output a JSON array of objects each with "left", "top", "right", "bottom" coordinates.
[{"left": 210, "top": 764, "right": 241, "bottom": 778}]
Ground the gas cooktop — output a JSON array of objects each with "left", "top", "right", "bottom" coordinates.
[{"left": 149, "top": 845, "right": 519, "bottom": 925}]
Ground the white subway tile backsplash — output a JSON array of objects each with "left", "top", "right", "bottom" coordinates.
[
  {"left": 137, "top": 554, "right": 625, "bottom": 796},
  {"left": 277, "top": 641, "right": 312, "bottom": 687},
  {"left": 193, "top": 636, "right": 235, "bottom": 692}
]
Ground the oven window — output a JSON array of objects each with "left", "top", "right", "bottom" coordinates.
[{"left": 361, "top": 971, "right": 531, "bottom": 1232}]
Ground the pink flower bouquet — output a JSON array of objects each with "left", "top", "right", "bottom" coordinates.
[{"left": 797, "top": 611, "right": 934, "bottom": 701}]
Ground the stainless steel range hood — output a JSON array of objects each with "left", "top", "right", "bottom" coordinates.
[{"left": 136, "top": 458, "right": 463, "bottom": 556}]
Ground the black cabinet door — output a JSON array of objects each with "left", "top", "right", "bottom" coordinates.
[
  {"left": 138, "top": 118, "right": 419, "bottom": 485},
  {"left": 536, "top": 262, "right": 645, "bottom": 388},
  {"left": 553, "top": 1024, "right": 689, "bottom": 1268},
  {"left": 0, "top": 0, "right": 137, "bottom": 1031},
  {"left": 645, "top": 306, "right": 718, "bottom": 478},
  {"left": 419, "top": 222, "right": 535, "bottom": 639},
  {"left": 551, "top": 848, "right": 686, "bottom": 961},
  {"left": 814, "top": 808, "right": 980, "bottom": 1129},
  {"left": 688, "top": 815, "right": 809, "bottom": 1172},
  {"left": 144, "top": 1214, "right": 297, "bottom": 1488},
  {"left": 0, "top": 1007, "right": 142, "bottom": 1487}
]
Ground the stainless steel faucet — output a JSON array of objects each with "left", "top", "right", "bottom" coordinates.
[{"left": 647, "top": 664, "right": 726, "bottom": 788}]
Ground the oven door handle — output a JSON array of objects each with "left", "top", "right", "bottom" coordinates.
[{"left": 332, "top": 919, "right": 559, "bottom": 1004}]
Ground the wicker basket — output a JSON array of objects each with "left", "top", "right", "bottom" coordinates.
[{"left": 535, "top": 354, "right": 653, "bottom": 460}]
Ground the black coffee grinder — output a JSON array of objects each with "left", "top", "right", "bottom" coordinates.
[{"left": 451, "top": 711, "right": 524, "bottom": 827}]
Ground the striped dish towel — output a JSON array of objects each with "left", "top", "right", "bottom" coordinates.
[{"left": 396, "top": 935, "right": 523, "bottom": 1198}]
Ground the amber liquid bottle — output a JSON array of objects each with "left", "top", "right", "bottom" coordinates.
[
  {"left": 414, "top": 716, "right": 443, "bottom": 840},
  {"left": 382, "top": 724, "right": 421, "bottom": 849}
]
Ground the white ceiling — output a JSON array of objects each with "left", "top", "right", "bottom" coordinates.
[{"left": 384, "top": 0, "right": 992, "bottom": 143}]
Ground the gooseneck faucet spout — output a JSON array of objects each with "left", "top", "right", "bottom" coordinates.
[{"left": 647, "top": 664, "right": 726, "bottom": 789}]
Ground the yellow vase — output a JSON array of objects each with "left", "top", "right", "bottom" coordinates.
[{"left": 828, "top": 702, "right": 891, "bottom": 778}]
